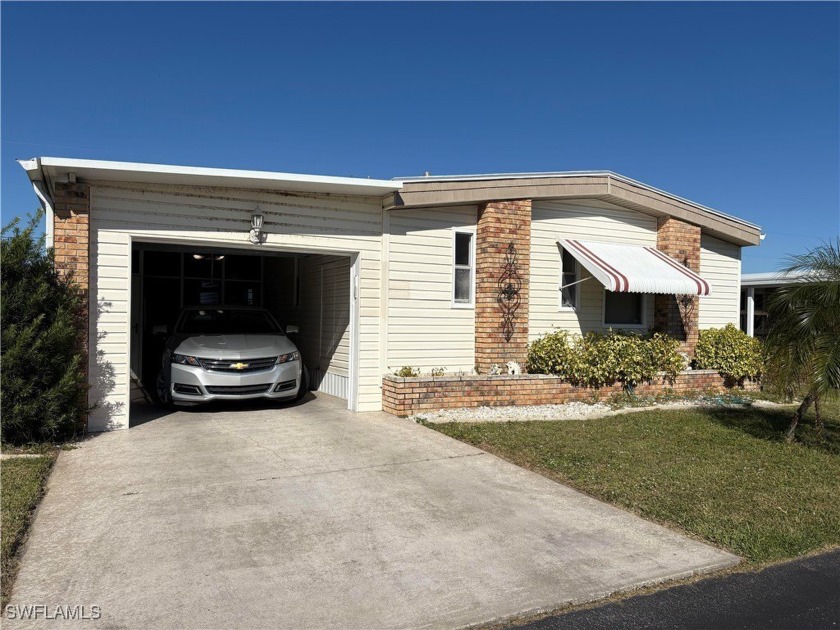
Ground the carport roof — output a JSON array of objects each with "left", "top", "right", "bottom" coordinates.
[{"left": 18, "top": 157, "right": 403, "bottom": 197}]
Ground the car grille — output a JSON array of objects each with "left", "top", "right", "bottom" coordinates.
[
  {"left": 198, "top": 357, "right": 277, "bottom": 373},
  {"left": 204, "top": 384, "right": 273, "bottom": 396}
]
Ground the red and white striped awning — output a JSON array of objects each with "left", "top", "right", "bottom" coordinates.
[{"left": 558, "top": 238, "right": 712, "bottom": 296}]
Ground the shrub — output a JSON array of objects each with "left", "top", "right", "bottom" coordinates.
[
  {"left": 526, "top": 329, "right": 685, "bottom": 388},
  {"left": 694, "top": 324, "right": 763, "bottom": 382},
  {"left": 394, "top": 366, "right": 420, "bottom": 377},
  {"left": 526, "top": 330, "right": 578, "bottom": 377},
  {"left": 429, "top": 367, "right": 446, "bottom": 377},
  {"left": 1, "top": 213, "right": 88, "bottom": 444}
]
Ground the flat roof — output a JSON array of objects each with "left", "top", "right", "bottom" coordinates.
[
  {"left": 18, "top": 157, "right": 761, "bottom": 246},
  {"left": 18, "top": 157, "right": 403, "bottom": 197},
  {"left": 395, "top": 170, "right": 760, "bottom": 231},
  {"left": 742, "top": 271, "right": 811, "bottom": 287}
]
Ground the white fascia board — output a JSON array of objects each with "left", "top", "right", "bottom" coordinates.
[{"left": 31, "top": 157, "right": 403, "bottom": 196}]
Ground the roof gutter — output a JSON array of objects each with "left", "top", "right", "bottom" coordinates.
[{"left": 17, "top": 158, "right": 55, "bottom": 249}]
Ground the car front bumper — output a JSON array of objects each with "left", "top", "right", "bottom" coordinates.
[{"left": 169, "top": 360, "right": 302, "bottom": 404}]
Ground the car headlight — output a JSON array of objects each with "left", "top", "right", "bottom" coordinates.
[
  {"left": 171, "top": 354, "right": 201, "bottom": 366},
  {"left": 276, "top": 351, "right": 300, "bottom": 364}
]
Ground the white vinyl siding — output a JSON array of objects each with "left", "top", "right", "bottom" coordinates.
[
  {"left": 699, "top": 234, "right": 742, "bottom": 329},
  {"left": 530, "top": 199, "right": 657, "bottom": 339},
  {"left": 264, "top": 254, "right": 351, "bottom": 399},
  {"left": 387, "top": 206, "right": 477, "bottom": 373},
  {"left": 88, "top": 182, "right": 383, "bottom": 430}
]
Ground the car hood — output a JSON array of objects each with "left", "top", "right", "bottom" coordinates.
[{"left": 172, "top": 334, "right": 298, "bottom": 359}]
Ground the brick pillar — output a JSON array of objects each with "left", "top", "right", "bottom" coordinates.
[
  {"left": 53, "top": 182, "right": 91, "bottom": 363},
  {"left": 654, "top": 216, "right": 701, "bottom": 354},
  {"left": 475, "top": 200, "right": 531, "bottom": 373}
]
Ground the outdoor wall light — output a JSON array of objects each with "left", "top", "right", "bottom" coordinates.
[{"left": 249, "top": 213, "right": 264, "bottom": 244}]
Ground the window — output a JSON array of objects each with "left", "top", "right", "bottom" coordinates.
[
  {"left": 453, "top": 231, "right": 474, "bottom": 306},
  {"left": 604, "top": 292, "right": 645, "bottom": 327},
  {"left": 560, "top": 248, "right": 578, "bottom": 309}
]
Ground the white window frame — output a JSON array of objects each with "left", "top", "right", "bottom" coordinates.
[
  {"left": 602, "top": 291, "right": 648, "bottom": 329},
  {"left": 559, "top": 246, "right": 580, "bottom": 311},
  {"left": 451, "top": 227, "right": 476, "bottom": 309}
]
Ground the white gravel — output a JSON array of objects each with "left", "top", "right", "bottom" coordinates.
[
  {"left": 412, "top": 401, "right": 613, "bottom": 423},
  {"left": 411, "top": 398, "right": 792, "bottom": 424}
]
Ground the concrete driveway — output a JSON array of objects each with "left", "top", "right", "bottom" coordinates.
[{"left": 8, "top": 394, "right": 738, "bottom": 629}]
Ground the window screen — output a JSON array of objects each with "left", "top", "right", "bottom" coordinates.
[
  {"left": 453, "top": 232, "right": 473, "bottom": 304},
  {"left": 561, "top": 248, "right": 578, "bottom": 308},
  {"left": 604, "top": 292, "right": 644, "bottom": 326}
]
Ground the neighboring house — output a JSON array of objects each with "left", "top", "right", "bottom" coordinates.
[
  {"left": 19, "top": 158, "right": 761, "bottom": 431},
  {"left": 740, "top": 271, "right": 810, "bottom": 338}
]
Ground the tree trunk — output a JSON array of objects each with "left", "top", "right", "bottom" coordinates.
[
  {"left": 785, "top": 392, "right": 816, "bottom": 443},
  {"left": 814, "top": 395, "right": 823, "bottom": 436}
]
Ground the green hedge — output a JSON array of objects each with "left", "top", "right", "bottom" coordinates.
[
  {"left": 1, "top": 213, "right": 88, "bottom": 444},
  {"left": 526, "top": 330, "right": 686, "bottom": 388},
  {"left": 694, "top": 324, "right": 763, "bottom": 382}
]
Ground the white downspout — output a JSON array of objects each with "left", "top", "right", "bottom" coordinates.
[
  {"left": 17, "top": 158, "right": 54, "bottom": 249},
  {"left": 32, "top": 180, "right": 54, "bottom": 249}
]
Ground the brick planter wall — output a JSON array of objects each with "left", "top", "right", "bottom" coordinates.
[{"left": 382, "top": 370, "right": 759, "bottom": 417}]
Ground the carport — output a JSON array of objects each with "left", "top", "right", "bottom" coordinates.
[{"left": 130, "top": 243, "right": 353, "bottom": 423}]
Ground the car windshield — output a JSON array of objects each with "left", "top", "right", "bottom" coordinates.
[{"left": 177, "top": 309, "right": 281, "bottom": 335}]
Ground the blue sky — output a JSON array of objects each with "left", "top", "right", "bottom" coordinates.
[{"left": 2, "top": 2, "right": 838, "bottom": 272}]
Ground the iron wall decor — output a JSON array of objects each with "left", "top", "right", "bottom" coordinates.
[{"left": 498, "top": 241, "right": 522, "bottom": 342}]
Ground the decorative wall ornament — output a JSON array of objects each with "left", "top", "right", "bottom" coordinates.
[
  {"left": 497, "top": 241, "right": 522, "bottom": 342},
  {"left": 677, "top": 294, "right": 697, "bottom": 328}
]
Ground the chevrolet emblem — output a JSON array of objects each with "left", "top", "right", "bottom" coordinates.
[{"left": 230, "top": 362, "right": 249, "bottom": 370}]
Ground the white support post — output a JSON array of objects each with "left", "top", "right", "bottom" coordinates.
[{"left": 746, "top": 287, "right": 755, "bottom": 337}]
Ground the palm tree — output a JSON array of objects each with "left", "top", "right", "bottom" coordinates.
[{"left": 765, "top": 239, "right": 840, "bottom": 442}]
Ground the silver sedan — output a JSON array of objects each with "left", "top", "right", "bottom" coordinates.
[{"left": 155, "top": 306, "right": 307, "bottom": 406}]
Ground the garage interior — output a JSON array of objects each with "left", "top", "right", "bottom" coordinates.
[{"left": 129, "top": 243, "right": 351, "bottom": 421}]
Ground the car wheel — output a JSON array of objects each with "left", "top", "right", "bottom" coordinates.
[
  {"left": 294, "top": 366, "right": 309, "bottom": 402},
  {"left": 154, "top": 369, "right": 174, "bottom": 408}
]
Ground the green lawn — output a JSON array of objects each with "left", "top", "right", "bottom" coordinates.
[
  {"left": 430, "top": 401, "right": 840, "bottom": 565},
  {"left": 1, "top": 455, "right": 56, "bottom": 606}
]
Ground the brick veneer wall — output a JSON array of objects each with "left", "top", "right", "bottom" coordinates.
[
  {"left": 53, "top": 182, "right": 91, "bottom": 290},
  {"left": 654, "top": 217, "right": 702, "bottom": 353},
  {"left": 475, "top": 200, "right": 532, "bottom": 372},
  {"left": 382, "top": 371, "right": 758, "bottom": 417},
  {"left": 52, "top": 182, "right": 91, "bottom": 360}
]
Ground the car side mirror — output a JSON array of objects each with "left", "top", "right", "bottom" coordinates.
[
  {"left": 286, "top": 325, "right": 300, "bottom": 335},
  {"left": 152, "top": 324, "right": 169, "bottom": 337}
]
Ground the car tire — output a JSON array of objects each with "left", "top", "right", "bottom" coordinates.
[
  {"left": 293, "top": 366, "right": 309, "bottom": 402},
  {"left": 154, "top": 368, "right": 175, "bottom": 408}
]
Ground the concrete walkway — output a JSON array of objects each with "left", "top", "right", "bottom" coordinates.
[{"left": 7, "top": 394, "right": 738, "bottom": 629}]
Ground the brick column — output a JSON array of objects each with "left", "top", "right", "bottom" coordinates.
[
  {"left": 475, "top": 200, "right": 531, "bottom": 373},
  {"left": 52, "top": 182, "right": 91, "bottom": 361},
  {"left": 654, "top": 216, "right": 701, "bottom": 353}
]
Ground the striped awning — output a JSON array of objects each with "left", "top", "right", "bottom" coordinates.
[{"left": 558, "top": 238, "right": 712, "bottom": 296}]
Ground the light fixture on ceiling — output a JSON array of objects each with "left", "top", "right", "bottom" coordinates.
[
  {"left": 249, "top": 213, "right": 264, "bottom": 245},
  {"left": 193, "top": 254, "right": 205, "bottom": 260}
]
